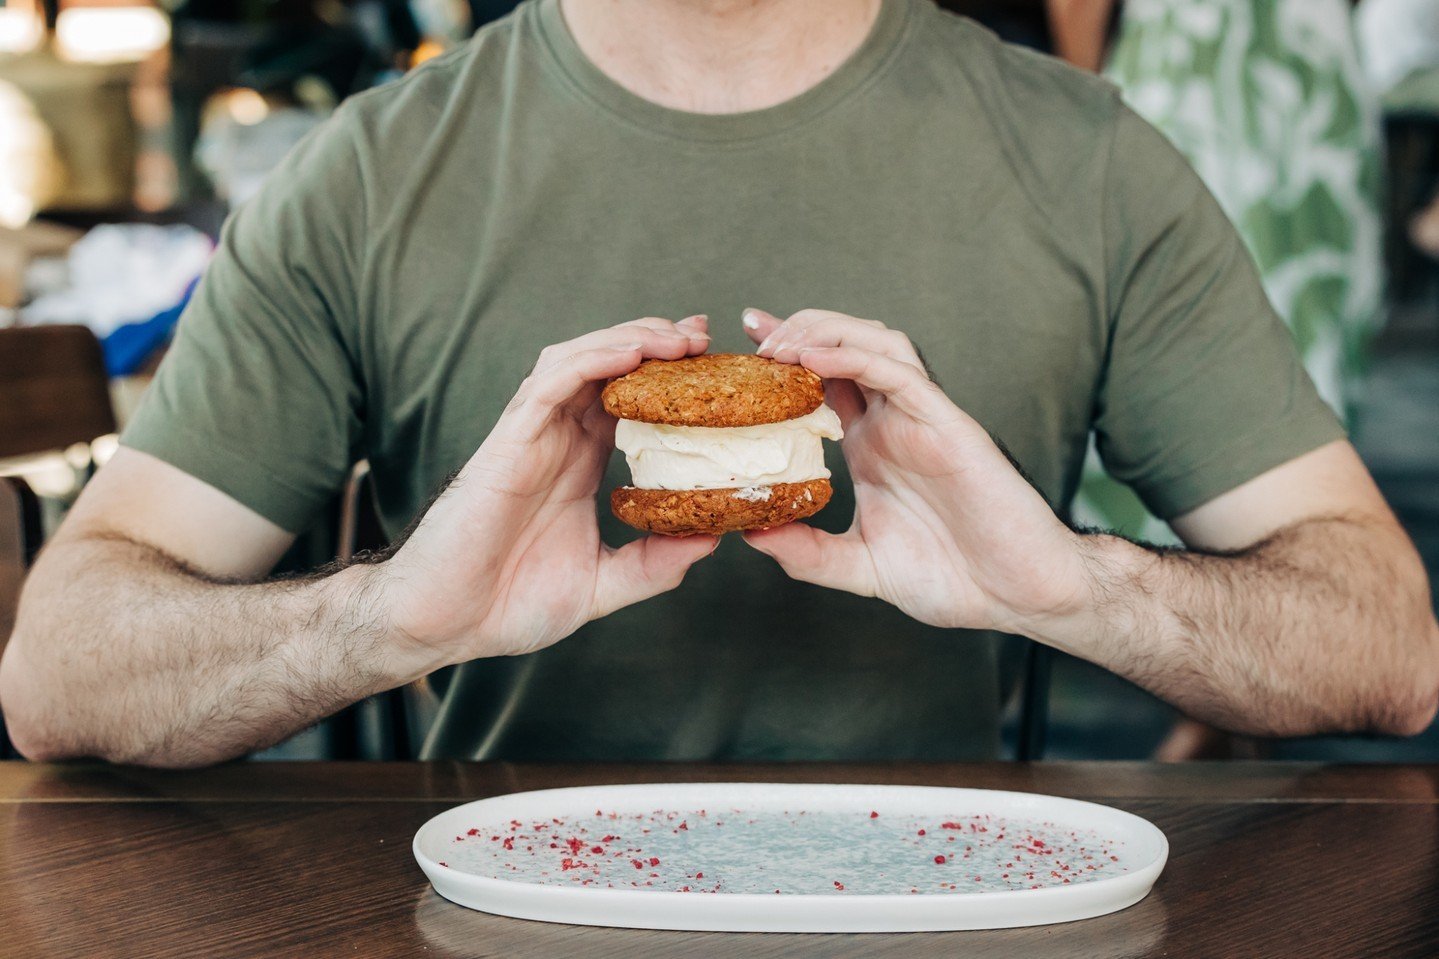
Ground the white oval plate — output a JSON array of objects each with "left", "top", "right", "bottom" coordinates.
[{"left": 413, "top": 782, "right": 1167, "bottom": 933}]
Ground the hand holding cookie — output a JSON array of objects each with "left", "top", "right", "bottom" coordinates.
[
  {"left": 740, "top": 308, "right": 1092, "bottom": 636},
  {"left": 377, "top": 317, "right": 719, "bottom": 664}
]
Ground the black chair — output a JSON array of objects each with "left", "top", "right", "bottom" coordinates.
[
  {"left": 322, "top": 462, "right": 423, "bottom": 760},
  {"left": 1, "top": 476, "right": 43, "bottom": 760},
  {"left": 0, "top": 325, "right": 117, "bottom": 463}
]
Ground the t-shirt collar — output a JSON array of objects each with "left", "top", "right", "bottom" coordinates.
[{"left": 535, "top": 0, "right": 915, "bottom": 144}]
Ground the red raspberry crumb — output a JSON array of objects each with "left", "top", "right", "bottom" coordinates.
[
  {"left": 631, "top": 859, "right": 644, "bottom": 870},
  {"left": 502, "top": 837, "right": 514, "bottom": 850},
  {"left": 648, "top": 857, "right": 661, "bottom": 867},
  {"left": 934, "top": 855, "right": 947, "bottom": 864},
  {"left": 869, "top": 811, "right": 879, "bottom": 819}
]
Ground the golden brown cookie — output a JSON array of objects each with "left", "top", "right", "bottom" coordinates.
[
  {"left": 601, "top": 353, "right": 824, "bottom": 427},
  {"left": 611, "top": 480, "right": 833, "bottom": 536}
]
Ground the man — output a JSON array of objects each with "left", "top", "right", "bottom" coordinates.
[{"left": 2, "top": 0, "right": 1436, "bottom": 767}]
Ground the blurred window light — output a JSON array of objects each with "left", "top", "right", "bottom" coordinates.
[
  {"left": 0, "top": 8, "right": 44, "bottom": 54},
  {"left": 56, "top": 6, "right": 170, "bottom": 64},
  {"left": 225, "top": 88, "right": 269, "bottom": 126},
  {"left": 0, "top": 81, "right": 62, "bottom": 229},
  {"left": 411, "top": 39, "right": 446, "bottom": 68}
]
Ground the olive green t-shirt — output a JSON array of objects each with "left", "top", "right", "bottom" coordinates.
[{"left": 121, "top": 0, "right": 1344, "bottom": 761}]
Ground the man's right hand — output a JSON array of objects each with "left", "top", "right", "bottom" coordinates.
[
  {"left": 0, "top": 316, "right": 713, "bottom": 766},
  {"left": 376, "top": 315, "right": 717, "bottom": 669}
]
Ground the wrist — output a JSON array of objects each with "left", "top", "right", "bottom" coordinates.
[
  {"left": 325, "top": 561, "right": 457, "bottom": 683},
  {"left": 1009, "top": 531, "right": 1155, "bottom": 656}
]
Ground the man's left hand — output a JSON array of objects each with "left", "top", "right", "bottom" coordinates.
[{"left": 740, "top": 308, "right": 1092, "bottom": 636}]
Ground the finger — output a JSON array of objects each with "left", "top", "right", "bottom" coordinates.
[
  {"left": 534, "top": 321, "right": 707, "bottom": 373},
  {"left": 593, "top": 533, "right": 719, "bottom": 618},
  {"left": 534, "top": 326, "right": 705, "bottom": 377},
  {"left": 741, "top": 523, "right": 876, "bottom": 596},
  {"left": 758, "top": 310, "right": 923, "bottom": 369},
  {"left": 825, "top": 377, "right": 866, "bottom": 431},
  {"left": 741, "top": 307, "right": 783, "bottom": 345},
  {"left": 675, "top": 313, "right": 709, "bottom": 336},
  {"left": 501, "top": 344, "right": 648, "bottom": 439},
  {"left": 795, "top": 345, "right": 955, "bottom": 424}
]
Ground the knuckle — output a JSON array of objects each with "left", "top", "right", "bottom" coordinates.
[{"left": 504, "top": 381, "right": 535, "bottom": 415}]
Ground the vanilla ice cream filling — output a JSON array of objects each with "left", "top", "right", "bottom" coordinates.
[{"left": 614, "top": 405, "right": 843, "bottom": 491}]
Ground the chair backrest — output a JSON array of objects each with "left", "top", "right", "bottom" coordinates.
[
  {"left": 0, "top": 475, "right": 39, "bottom": 643},
  {"left": 0, "top": 325, "right": 117, "bottom": 460},
  {"left": 1, "top": 476, "right": 41, "bottom": 759},
  {"left": 326, "top": 463, "right": 421, "bottom": 761}
]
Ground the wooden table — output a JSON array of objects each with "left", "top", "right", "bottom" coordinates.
[{"left": 2, "top": 761, "right": 1435, "bottom": 957}]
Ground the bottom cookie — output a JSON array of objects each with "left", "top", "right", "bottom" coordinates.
[{"left": 611, "top": 479, "right": 833, "bottom": 536}]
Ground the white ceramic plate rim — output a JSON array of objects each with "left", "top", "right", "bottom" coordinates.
[{"left": 413, "top": 782, "right": 1168, "bottom": 933}]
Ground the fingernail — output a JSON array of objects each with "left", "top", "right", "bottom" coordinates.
[
  {"left": 681, "top": 314, "right": 708, "bottom": 325},
  {"left": 757, "top": 334, "right": 777, "bottom": 355},
  {"left": 612, "top": 342, "right": 643, "bottom": 351},
  {"left": 742, "top": 309, "right": 761, "bottom": 330}
]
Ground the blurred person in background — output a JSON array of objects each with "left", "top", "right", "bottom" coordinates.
[
  {"left": 1108, "top": 0, "right": 1383, "bottom": 422},
  {"left": 1359, "top": 0, "right": 1439, "bottom": 260},
  {"left": 1050, "top": 1, "right": 1383, "bottom": 541},
  {"left": 2, "top": 0, "right": 1436, "bottom": 769}
]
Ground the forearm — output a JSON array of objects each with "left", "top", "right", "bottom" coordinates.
[
  {"left": 0, "top": 535, "right": 438, "bottom": 767},
  {"left": 1030, "top": 517, "right": 1439, "bottom": 737}
]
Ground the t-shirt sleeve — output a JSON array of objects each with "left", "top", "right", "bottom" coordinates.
[
  {"left": 120, "top": 110, "right": 367, "bottom": 534},
  {"left": 1093, "top": 104, "right": 1347, "bottom": 521}
]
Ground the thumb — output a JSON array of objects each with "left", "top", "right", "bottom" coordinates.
[
  {"left": 741, "top": 307, "right": 783, "bottom": 346},
  {"left": 593, "top": 534, "right": 718, "bottom": 618},
  {"left": 742, "top": 523, "right": 876, "bottom": 596}
]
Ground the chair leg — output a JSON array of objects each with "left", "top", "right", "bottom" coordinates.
[
  {"left": 1, "top": 716, "right": 16, "bottom": 760},
  {"left": 385, "top": 688, "right": 413, "bottom": 761},
  {"left": 1016, "top": 642, "right": 1052, "bottom": 761},
  {"left": 323, "top": 703, "right": 364, "bottom": 760}
]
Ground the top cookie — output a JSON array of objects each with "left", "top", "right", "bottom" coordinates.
[{"left": 602, "top": 353, "right": 825, "bottom": 428}]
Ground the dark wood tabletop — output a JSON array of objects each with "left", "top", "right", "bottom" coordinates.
[{"left": 2, "top": 761, "right": 1435, "bottom": 958}]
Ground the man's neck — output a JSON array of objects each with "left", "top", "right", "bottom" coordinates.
[{"left": 558, "top": 0, "right": 883, "bottom": 114}]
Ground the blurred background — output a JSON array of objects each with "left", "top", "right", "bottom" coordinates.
[{"left": 1, "top": 0, "right": 1437, "bottom": 763}]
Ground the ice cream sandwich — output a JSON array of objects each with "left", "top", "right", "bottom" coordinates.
[{"left": 602, "top": 353, "right": 843, "bottom": 536}]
